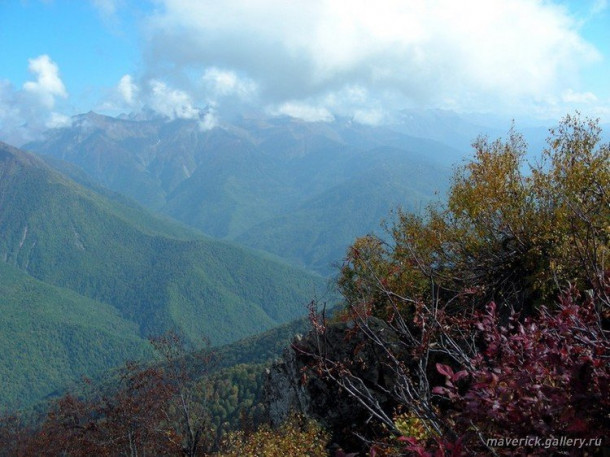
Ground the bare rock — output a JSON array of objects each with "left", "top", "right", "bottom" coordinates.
[{"left": 264, "top": 317, "right": 402, "bottom": 433}]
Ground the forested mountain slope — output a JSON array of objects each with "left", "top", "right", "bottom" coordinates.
[
  {"left": 0, "top": 142, "right": 326, "bottom": 408},
  {"left": 0, "top": 260, "right": 151, "bottom": 410},
  {"left": 26, "top": 113, "right": 456, "bottom": 273}
]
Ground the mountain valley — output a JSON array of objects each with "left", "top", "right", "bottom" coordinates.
[
  {"left": 26, "top": 113, "right": 458, "bottom": 274},
  {"left": 0, "top": 141, "right": 326, "bottom": 408}
]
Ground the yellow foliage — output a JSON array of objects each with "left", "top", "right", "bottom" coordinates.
[
  {"left": 339, "top": 114, "right": 610, "bottom": 315},
  {"left": 393, "top": 412, "right": 431, "bottom": 441},
  {"left": 215, "top": 415, "right": 330, "bottom": 457}
]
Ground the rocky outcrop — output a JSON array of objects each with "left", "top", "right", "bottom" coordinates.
[
  {"left": 264, "top": 335, "right": 312, "bottom": 428},
  {"left": 264, "top": 318, "right": 403, "bottom": 435}
]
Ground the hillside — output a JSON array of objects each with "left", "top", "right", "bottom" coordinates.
[
  {"left": 237, "top": 147, "right": 451, "bottom": 273},
  {"left": 0, "top": 261, "right": 150, "bottom": 410},
  {"left": 26, "top": 113, "right": 457, "bottom": 273},
  {"left": 0, "top": 141, "right": 327, "bottom": 408}
]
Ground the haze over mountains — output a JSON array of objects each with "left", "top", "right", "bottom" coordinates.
[
  {"left": 1, "top": 109, "right": 464, "bottom": 409},
  {"left": 0, "top": 141, "right": 325, "bottom": 408},
  {"left": 25, "top": 111, "right": 465, "bottom": 274},
  {"left": 2, "top": 3, "right": 609, "bottom": 451}
]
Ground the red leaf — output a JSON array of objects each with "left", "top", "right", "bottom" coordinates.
[
  {"left": 453, "top": 370, "right": 469, "bottom": 382},
  {"left": 398, "top": 436, "right": 418, "bottom": 443},
  {"left": 566, "top": 417, "right": 588, "bottom": 433},
  {"left": 436, "top": 363, "right": 454, "bottom": 378}
]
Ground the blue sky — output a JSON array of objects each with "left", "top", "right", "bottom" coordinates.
[
  {"left": 1, "top": 1, "right": 140, "bottom": 105},
  {"left": 1, "top": 0, "right": 609, "bottom": 143}
]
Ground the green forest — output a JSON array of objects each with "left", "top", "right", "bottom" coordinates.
[{"left": 0, "top": 142, "right": 327, "bottom": 410}]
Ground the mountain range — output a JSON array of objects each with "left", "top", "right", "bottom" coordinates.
[
  {"left": 26, "top": 112, "right": 458, "bottom": 274},
  {"left": 0, "top": 141, "right": 326, "bottom": 409}
]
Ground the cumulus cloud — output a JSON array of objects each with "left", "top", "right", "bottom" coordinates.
[
  {"left": 118, "top": 74, "right": 139, "bottom": 105},
  {"left": 562, "top": 89, "right": 598, "bottom": 104},
  {"left": 0, "top": 81, "right": 20, "bottom": 119},
  {"left": 353, "top": 108, "right": 386, "bottom": 126},
  {"left": 101, "top": 74, "right": 221, "bottom": 129},
  {"left": 22, "top": 55, "right": 68, "bottom": 109},
  {"left": 3, "top": 1, "right": 607, "bottom": 137},
  {"left": 141, "top": 0, "right": 601, "bottom": 121},
  {"left": 0, "top": 80, "right": 24, "bottom": 144},
  {"left": 202, "top": 67, "right": 257, "bottom": 99},
  {"left": 148, "top": 80, "right": 200, "bottom": 119},
  {"left": 0, "top": 56, "right": 71, "bottom": 145},
  {"left": 270, "top": 102, "right": 335, "bottom": 122},
  {"left": 94, "top": 74, "right": 142, "bottom": 115},
  {"left": 46, "top": 112, "right": 72, "bottom": 129},
  {"left": 199, "top": 110, "right": 218, "bottom": 131}
]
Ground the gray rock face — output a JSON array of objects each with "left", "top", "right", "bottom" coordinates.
[
  {"left": 264, "top": 340, "right": 312, "bottom": 428},
  {"left": 264, "top": 318, "right": 402, "bottom": 432}
]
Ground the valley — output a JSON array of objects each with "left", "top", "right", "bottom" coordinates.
[
  {"left": 0, "top": 111, "right": 560, "bottom": 410},
  {"left": 0, "top": 140, "right": 326, "bottom": 409},
  {"left": 26, "top": 113, "right": 458, "bottom": 274}
]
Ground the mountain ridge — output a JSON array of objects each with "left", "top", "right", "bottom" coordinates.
[
  {"left": 0, "top": 141, "right": 327, "bottom": 408},
  {"left": 26, "top": 113, "right": 458, "bottom": 273}
]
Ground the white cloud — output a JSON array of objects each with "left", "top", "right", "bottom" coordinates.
[
  {"left": 148, "top": 80, "right": 200, "bottom": 119},
  {"left": 271, "top": 102, "right": 335, "bottom": 122},
  {"left": 0, "top": 57, "right": 73, "bottom": 145},
  {"left": 22, "top": 55, "right": 67, "bottom": 109},
  {"left": 562, "top": 89, "right": 598, "bottom": 104},
  {"left": 202, "top": 67, "right": 257, "bottom": 99},
  {"left": 118, "top": 74, "right": 139, "bottom": 105},
  {"left": 143, "top": 0, "right": 601, "bottom": 119},
  {"left": 353, "top": 108, "right": 386, "bottom": 126},
  {"left": 46, "top": 112, "right": 72, "bottom": 129},
  {"left": 199, "top": 110, "right": 218, "bottom": 131},
  {"left": 0, "top": 80, "right": 19, "bottom": 120},
  {"left": 93, "top": 74, "right": 142, "bottom": 115}
]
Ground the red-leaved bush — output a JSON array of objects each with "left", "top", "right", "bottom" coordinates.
[{"left": 430, "top": 287, "right": 609, "bottom": 456}]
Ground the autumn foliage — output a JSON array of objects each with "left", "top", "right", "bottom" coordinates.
[
  {"left": 317, "top": 114, "right": 609, "bottom": 455},
  {"left": 0, "top": 336, "right": 331, "bottom": 457},
  {"left": 430, "top": 289, "right": 609, "bottom": 455},
  {"left": 2, "top": 114, "right": 607, "bottom": 456},
  {"left": 217, "top": 414, "right": 329, "bottom": 457},
  {"left": 339, "top": 114, "right": 609, "bottom": 316},
  {"left": 0, "top": 363, "right": 179, "bottom": 457}
]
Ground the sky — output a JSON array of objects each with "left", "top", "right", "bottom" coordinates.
[{"left": 0, "top": 0, "right": 609, "bottom": 144}]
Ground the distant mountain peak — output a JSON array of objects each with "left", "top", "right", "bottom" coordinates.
[{"left": 73, "top": 110, "right": 114, "bottom": 124}]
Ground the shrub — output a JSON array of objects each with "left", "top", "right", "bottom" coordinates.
[
  {"left": 309, "top": 115, "right": 609, "bottom": 455},
  {"left": 431, "top": 288, "right": 609, "bottom": 455},
  {"left": 216, "top": 415, "right": 330, "bottom": 457},
  {"left": 339, "top": 114, "right": 609, "bottom": 315}
]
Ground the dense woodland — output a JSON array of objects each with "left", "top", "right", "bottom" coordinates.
[
  {"left": 26, "top": 113, "right": 456, "bottom": 275},
  {"left": 0, "top": 140, "right": 327, "bottom": 410},
  {"left": 1, "top": 114, "right": 608, "bottom": 455}
]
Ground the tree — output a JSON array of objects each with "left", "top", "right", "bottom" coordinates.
[
  {"left": 304, "top": 114, "right": 609, "bottom": 455},
  {"left": 100, "top": 362, "right": 179, "bottom": 456},
  {"left": 216, "top": 415, "right": 329, "bottom": 457},
  {"left": 3, "top": 332, "right": 220, "bottom": 457},
  {"left": 339, "top": 114, "right": 609, "bottom": 317},
  {"left": 22, "top": 363, "right": 178, "bottom": 457},
  {"left": 150, "top": 331, "right": 218, "bottom": 456}
]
